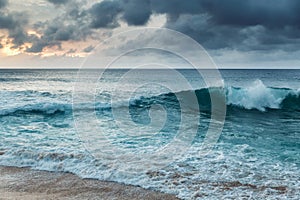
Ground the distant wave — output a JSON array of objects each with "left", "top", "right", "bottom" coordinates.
[
  {"left": 0, "top": 77, "right": 72, "bottom": 82},
  {"left": 0, "top": 78, "right": 23, "bottom": 82},
  {"left": 0, "top": 90, "right": 58, "bottom": 97},
  {"left": 0, "top": 102, "right": 71, "bottom": 116}
]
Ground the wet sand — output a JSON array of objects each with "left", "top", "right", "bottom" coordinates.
[{"left": 0, "top": 166, "right": 179, "bottom": 200}]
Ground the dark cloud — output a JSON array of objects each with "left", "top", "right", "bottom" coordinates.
[
  {"left": 0, "top": 14, "right": 15, "bottom": 29},
  {"left": 67, "top": 48, "right": 76, "bottom": 53},
  {"left": 122, "top": 0, "right": 151, "bottom": 25},
  {"left": 62, "top": 48, "right": 77, "bottom": 56},
  {"left": 44, "top": 23, "right": 77, "bottom": 41},
  {"left": 142, "top": 0, "right": 300, "bottom": 29},
  {"left": 199, "top": 0, "right": 300, "bottom": 28},
  {"left": 41, "top": 0, "right": 300, "bottom": 32},
  {"left": 0, "top": 0, "right": 7, "bottom": 9},
  {"left": 148, "top": 0, "right": 300, "bottom": 51},
  {"left": 27, "top": 20, "right": 91, "bottom": 53},
  {"left": 26, "top": 1, "right": 91, "bottom": 53},
  {"left": 89, "top": 1, "right": 122, "bottom": 28},
  {"left": 0, "top": 10, "right": 30, "bottom": 48},
  {"left": 88, "top": 0, "right": 153, "bottom": 28},
  {"left": 3, "top": 0, "right": 300, "bottom": 54},
  {"left": 83, "top": 45, "right": 94, "bottom": 53},
  {"left": 150, "top": 0, "right": 202, "bottom": 18},
  {"left": 47, "top": 0, "right": 69, "bottom": 5},
  {"left": 83, "top": 0, "right": 300, "bottom": 51},
  {"left": 26, "top": 40, "right": 52, "bottom": 53},
  {"left": 0, "top": 0, "right": 31, "bottom": 49}
]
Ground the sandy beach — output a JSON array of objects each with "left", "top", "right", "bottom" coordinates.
[{"left": 0, "top": 166, "right": 179, "bottom": 200}]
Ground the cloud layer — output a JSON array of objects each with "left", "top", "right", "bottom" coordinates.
[{"left": 1, "top": 0, "right": 300, "bottom": 54}]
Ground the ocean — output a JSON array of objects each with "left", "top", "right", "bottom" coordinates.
[{"left": 0, "top": 69, "right": 299, "bottom": 199}]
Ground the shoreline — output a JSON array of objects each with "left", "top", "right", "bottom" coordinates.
[{"left": 0, "top": 166, "right": 179, "bottom": 200}]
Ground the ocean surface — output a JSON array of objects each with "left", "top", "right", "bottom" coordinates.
[{"left": 0, "top": 69, "right": 299, "bottom": 199}]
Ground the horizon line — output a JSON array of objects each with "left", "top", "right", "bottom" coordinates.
[{"left": 0, "top": 67, "right": 300, "bottom": 70}]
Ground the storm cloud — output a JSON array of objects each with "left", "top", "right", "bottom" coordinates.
[
  {"left": 0, "top": 0, "right": 30, "bottom": 48},
  {"left": 156, "top": 0, "right": 300, "bottom": 50},
  {"left": 1, "top": 0, "right": 300, "bottom": 53},
  {"left": 0, "top": 0, "right": 7, "bottom": 9},
  {"left": 47, "top": 0, "right": 69, "bottom": 5},
  {"left": 86, "top": 0, "right": 300, "bottom": 51},
  {"left": 27, "top": 18, "right": 91, "bottom": 53},
  {"left": 27, "top": 0, "right": 91, "bottom": 53},
  {"left": 89, "top": 1, "right": 122, "bottom": 28},
  {"left": 83, "top": 45, "right": 94, "bottom": 53}
]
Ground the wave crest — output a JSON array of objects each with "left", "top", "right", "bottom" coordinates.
[
  {"left": 0, "top": 80, "right": 299, "bottom": 117},
  {"left": 154, "top": 80, "right": 300, "bottom": 112},
  {"left": 225, "top": 80, "right": 299, "bottom": 111}
]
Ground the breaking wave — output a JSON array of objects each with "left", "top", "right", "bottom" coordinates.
[{"left": 0, "top": 80, "right": 299, "bottom": 117}]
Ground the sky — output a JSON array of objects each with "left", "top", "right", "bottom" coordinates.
[{"left": 1, "top": 0, "right": 300, "bottom": 68}]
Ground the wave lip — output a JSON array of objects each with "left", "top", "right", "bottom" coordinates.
[
  {"left": 225, "top": 80, "right": 300, "bottom": 111},
  {"left": 144, "top": 80, "right": 300, "bottom": 112}
]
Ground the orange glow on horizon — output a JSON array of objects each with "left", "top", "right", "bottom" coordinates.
[{"left": 0, "top": 33, "right": 93, "bottom": 58}]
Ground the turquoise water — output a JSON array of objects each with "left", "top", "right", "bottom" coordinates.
[{"left": 0, "top": 69, "right": 299, "bottom": 199}]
